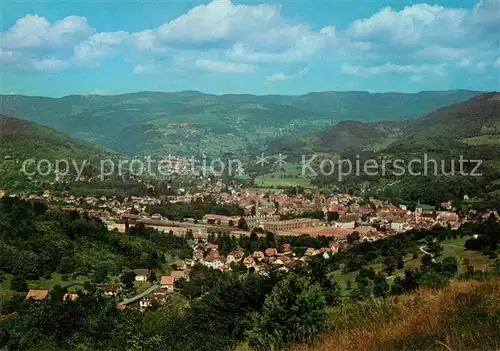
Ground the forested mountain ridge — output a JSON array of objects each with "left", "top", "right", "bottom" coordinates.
[
  {"left": 0, "top": 115, "right": 118, "bottom": 190},
  {"left": 0, "top": 90, "right": 482, "bottom": 157},
  {"left": 264, "top": 92, "right": 500, "bottom": 157}
]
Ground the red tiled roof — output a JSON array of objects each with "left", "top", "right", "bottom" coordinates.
[
  {"left": 161, "top": 275, "right": 175, "bottom": 286},
  {"left": 265, "top": 248, "right": 278, "bottom": 257}
]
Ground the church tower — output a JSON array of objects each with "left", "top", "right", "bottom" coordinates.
[{"left": 255, "top": 199, "right": 263, "bottom": 228}]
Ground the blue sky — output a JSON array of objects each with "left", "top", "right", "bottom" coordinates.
[{"left": 2, "top": 0, "right": 499, "bottom": 97}]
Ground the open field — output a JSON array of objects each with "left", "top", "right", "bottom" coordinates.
[
  {"left": 254, "top": 174, "right": 314, "bottom": 188},
  {"left": 0, "top": 273, "right": 88, "bottom": 295},
  {"left": 461, "top": 134, "right": 500, "bottom": 145},
  {"left": 254, "top": 163, "right": 316, "bottom": 189}
]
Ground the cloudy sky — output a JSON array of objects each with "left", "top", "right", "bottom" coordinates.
[{"left": 2, "top": 0, "right": 499, "bottom": 96}]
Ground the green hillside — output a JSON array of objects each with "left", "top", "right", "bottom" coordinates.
[
  {"left": 264, "top": 120, "right": 404, "bottom": 159},
  {"left": 0, "top": 115, "right": 117, "bottom": 191},
  {"left": 402, "top": 92, "right": 500, "bottom": 140},
  {"left": 265, "top": 92, "right": 500, "bottom": 156},
  {"left": 0, "top": 90, "right": 482, "bottom": 157}
]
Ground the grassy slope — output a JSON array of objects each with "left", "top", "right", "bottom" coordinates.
[
  {"left": 331, "top": 237, "right": 495, "bottom": 292},
  {"left": 290, "top": 278, "right": 500, "bottom": 351}
]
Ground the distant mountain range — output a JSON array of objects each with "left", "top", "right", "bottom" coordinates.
[
  {"left": 264, "top": 92, "right": 500, "bottom": 158},
  {"left": 0, "top": 90, "right": 483, "bottom": 157}
]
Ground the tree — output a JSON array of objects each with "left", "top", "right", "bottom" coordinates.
[
  {"left": 246, "top": 274, "right": 327, "bottom": 348},
  {"left": 326, "top": 211, "right": 339, "bottom": 223},
  {"left": 427, "top": 240, "right": 443, "bottom": 256},
  {"left": 421, "top": 254, "right": 433, "bottom": 267},
  {"left": 350, "top": 279, "right": 371, "bottom": 301},
  {"left": 465, "top": 235, "right": 491, "bottom": 251},
  {"left": 91, "top": 264, "right": 108, "bottom": 284},
  {"left": 50, "top": 285, "right": 67, "bottom": 301},
  {"left": 148, "top": 270, "right": 157, "bottom": 283},
  {"left": 441, "top": 256, "right": 458, "bottom": 277},
  {"left": 391, "top": 268, "right": 421, "bottom": 295},
  {"left": 383, "top": 256, "right": 397, "bottom": 275},
  {"left": 372, "top": 275, "right": 389, "bottom": 297},
  {"left": 121, "top": 271, "right": 137, "bottom": 290},
  {"left": 396, "top": 255, "right": 405, "bottom": 270},
  {"left": 347, "top": 231, "right": 360, "bottom": 244},
  {"left": 10, "top": 276, "right": 28, "bottom": 292},
  {"left": 231, "top": 261, "right": 248, "bottom": 274},
  {"left": 237, "top": 218, "right": 249, "bottom": 231},
  {"left": 57, "top": 256, "right": 76, "bottom": 274},
  {"left": 419, "top": 271, "right": 449, "bottom": 288}
]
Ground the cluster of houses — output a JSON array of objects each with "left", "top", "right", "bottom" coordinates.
[
  {"left": 191, "top": 240, "right": 341, "bottom": 275},
  {"left": 5, "top": 185, "right": 478, "bottom": 245}
]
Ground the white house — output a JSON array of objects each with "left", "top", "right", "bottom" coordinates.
[
  {"left": 333, "top": 221, "right": 356, "bottom": 229},
  {"left": 201, "top": 257, "right": 222, "bottom": 270},
  {"left": 139, "top": 298, "right": 152, "bottom": 310},
  {"left": 390, "top": 222, "right": 407, "bottom": 233},
  {"left": 133, "top": 269, "right": 149, "bottom": 281},
  {"left": 102, "top": 284, "right": 119, "bottom": 297}
]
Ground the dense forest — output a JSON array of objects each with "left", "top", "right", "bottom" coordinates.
[{"left": 0, "top": 197, "right": 189, "bottom": 282}]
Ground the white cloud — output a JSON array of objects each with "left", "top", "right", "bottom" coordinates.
[
  {"left": 410, "top": 75, "right": 423, "bottom": 82},
  {"left": 492, "top": 58, "right": 500, "bottom": 69},
  {"left": 31, "top": 58, "right": 71, "bottom": 72},
  {"left": 265, "top": 72, "right": 289, "bottom": 83},
  {"left": 265, "top": 67, "right": 309, "bottom": 83},
  {"left": 474, "top": 61, "right": 487, "bottom": 72},
  {"left": 341, "top": 63, "right": 445, "bottom": 76},
  {"left": 1, "top": 0, "right": 498, "bottom": 80},
  {"left": 133, "top": 0, "right": 335, "bottom": 67},
  {"left": 73, "top": 31, "right": 129, "bottom": 63},
  {"left": 156, "top": 0, "right": 282, "bottom": 44},
  {"left": 194, "top": 59, "right": 256, "bottom": 73},
  {"left": 133, "top": 64, "right": 155, "bottom": 74},
  {"left": 90, "top": 89, "right": 107, "bottom": 95},
  {"left": 132, "top": 30, "right": 165, "bottom": 52},
  {"left": 347, "top": 4, "right": 467, "bottom": 47},
  {"left": 2, "top": 14, "right": 91, "bottom": 50},
  {"left": 460, "top": 58, "right": 472, "bottom": 67},
  {"left": 0, "top": 49, "right": 16, "bottom": 63}
]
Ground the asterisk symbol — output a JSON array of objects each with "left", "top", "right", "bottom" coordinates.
[
  {"left": 274, "top": 153, "right": 288, "bottom": 167},
  {"left": 255, "top": 153, "right": 269, "bottom": 167}
]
